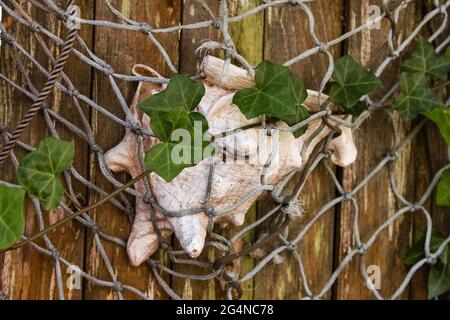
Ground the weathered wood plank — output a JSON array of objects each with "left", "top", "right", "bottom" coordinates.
[
  {"left": 253, "top": 0, "right": 343, "bottom": 299},
  {"left": 84, "top": 0, "right": 181, "bottom": 300},
  {"left": 216, "top": 0, "right": 263, "bottom": 300},
  {"left": 172, "top": 0, "right": 263, "bottom": 300},
  {"left": 164, "top": 0, "right": 221, "bottom": 300},
  {"left": 179, "top": 0, "right": 222, "bottom": 76},
  {"left": 410, "top": 123, "right": 450, "bottom": 299},
  {"left": 335, "top": 0, "right": 420, "bottom": 300},
  {"left": 0, "top": 0, "right": 93, "bottom": 300},
  {"left": 410, "top": 2, "right": 450, "bottom": 299}
]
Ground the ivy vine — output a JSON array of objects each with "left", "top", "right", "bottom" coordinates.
[{"left": 0, "top": 137, "right": 74, "bottom": 248}]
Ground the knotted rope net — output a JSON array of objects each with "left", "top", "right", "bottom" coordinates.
[{"left": 0, "top": 0, "right": 449, "bottom": 300}]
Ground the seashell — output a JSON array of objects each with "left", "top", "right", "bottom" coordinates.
[
  {"left": 328, "top": 122, "right": 357, "bottom": 167},
  {"left": 105, "top": 56, "right": 358, "bottom": 266}
]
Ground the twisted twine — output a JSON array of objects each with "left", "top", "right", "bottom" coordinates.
[{"left": 0, "top": 0, "right": 77, "bottom": 165}]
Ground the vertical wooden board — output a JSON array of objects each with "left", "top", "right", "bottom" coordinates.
[
  {"left": 44, "top": 0, "right": 95, "bottom": 300},
  {"left": 179, "top": 0, "right": 221, "bottom": 75},
  {"left": 227, "top": 0, "right": 264, "bottom": 66},
  {"left": 335, "top": 0, "right": 419, "bottom": 300},
  {"left": 173, "top": 0, "right": 220, "bottom": 300},
  {"left": 173, "top": 0, "right": 263, "bottom": 300},
  {"left": 85, "top": 0, "right": 181, "bottom": 300},
  {"left": 0, "top": 0, "right": 93, "bottom": 299},
  {"left": 159, "top": 0, "right": 221, "bottom": 299},
  {"left": 410, "top": 3, "right": 450, "bottom": 299},
  {"left": 253, "top": 0, "right": 343, "bottom": 299},
  {"left": 217, "top": 0, "right": 263, "bottom": 300},
  {"left": 409, "top": 122, "right": 449, "bottom": 300}
]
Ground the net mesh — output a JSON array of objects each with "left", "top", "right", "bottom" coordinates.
[{"left": 0, "top": 0, "right": 449, "bottom": 300}]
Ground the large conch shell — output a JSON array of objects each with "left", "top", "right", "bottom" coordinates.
[{"left": 105, "top": 56, "right": 357, "bottom": 266}]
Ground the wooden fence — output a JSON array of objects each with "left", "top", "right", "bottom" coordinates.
[{"left": 0, "top": 0, "right": 449, "bottom": 300}]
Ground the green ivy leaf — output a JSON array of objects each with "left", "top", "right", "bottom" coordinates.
[
  {"left": 393, "top": 73, "right": 443, "bottom": 119},
  {"left": 233, "top": 61, "right": 310, "bottom": 124},
  {"left": 139, "top": 74, "right": 205, "bottom": 141},
  {"left": 277, "top": 106, "right": 310, "bottom": 138},
  {"left": 428, "top": 259, "right": 450, "bottom": 299},
  {"left": 405, "top": 228, "right": 447, "bottom": 266},
  {"left": 435, "top": 169, "right": 450, "bottom": 207},
  {"left": 0, "top": 185, "right": 25, "bottom": 249},
  {"left": 144, "top": 143, "right": 188, "bottom": 182},
  {"left": 328, "top": 55, "right": 381, "bottom": 110},
  {"left": 145, "top": 115, "right": 215, "bottom": 182},
  {"left": 425, "top": 108, "right": 450, "bottom": 147},
  {"left": 16, "top": 137, "right": 74, "bottom": 210},
  {"left": 139, "top": 75, "right": 214, "bottom": 182},
  {"left": 349, "top": 101, "right": 368, "bottom": 118},
  {"left": 402, "top": 39, "right": 450, "bottom": 81}
]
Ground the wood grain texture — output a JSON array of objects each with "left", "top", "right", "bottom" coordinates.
[
  {"left": 172, "top": 0, "right": 221, "bottom": 300},
  {"left": 179, "top": 0, "right": 222, "bottom": 75},
  {"left": 335, "top": 0, "right": 420, "bottom": 300},
  {"left": 172, "top": 0, "right": 263, "bottom": 300},
  {"left": 253, "top": 0, "right": 344, "bottom": 299},
  {"left": 409, "top": 1, "right": 450, "bottom": 299},
  {"left": 84, "top": 0, "right": 181, "bottom": 300},
  {"left": 0, "top": 0, "right": 93, "bottom": 300},
  {"left": 215, "top": 0, "right": 263, "bottom": 300}
]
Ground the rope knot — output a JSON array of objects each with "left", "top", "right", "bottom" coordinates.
[
  {"left": 41, "top": 102, "right": 51, "bottom": 110},
  {"left": 287, "top": 242, "right": 297, "bottom": 251},
  {"left": 212, "top": 19, "right": 221, "bottom": 29},
  {"left": 426, "top": 255, "right": 437, "bottom": 265},
  {"left": 130, "top": 124, "right": 144, "bottom": 136},
  {"left": 50, "top": 248, "right": 60, "bottom": 260},
  {"left": 342, "top": 192, "right": 352, "bottom": 201},
  {"left": 410, "top": 203, "right": 421, "bottom": 212},
  {"left": 224, "top": 38, "right": 234, "bottom": 49},
  {"left": 318, "top": 42, "right": 329, "bottom": 52},
  {"left": 90, "top": 223, "right": 100, "bottom": 234},
  {"left": 357, "top": 245, "right": 367, "bottom": 255},
  {"left": 30, "top": 23, "right": 42, "bottom": 34},
  {"left": 90, "top": 143, "right": 102, "bottom": 153},
  {"left": 289, "top": 0, "right": 299, "bottom": 5},
  {"left": 140, "top": 23, "right": 152, "bottom": 34},
  {"left": 388, "top": 150, "right": 399, "bottom": 161},
  {"left": 389, "top": 51, "right": 400, "bottom": 59},
  {"left": 67, "top": 89, "right": 80, "bottom": 98},
  {"left": 322, "top": 148, "right": 332, "bottom": 158},
  {"left": 204, "top": 203, "right": 215, "bottom": 217},
  {"left": 143, "top": 192, "right": 152, "bottom": 204},
  {"left": 113, "top": 282, "right": 123, "bottom": 292},
  {"left": 281, "top": 199, "right": 304, "bottom": 220},
  {"left": 104, "top": 64, "right": 114, "bottom": 76}
]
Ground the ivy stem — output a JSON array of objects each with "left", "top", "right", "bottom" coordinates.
[{"left": 1, "top": 170, "right": 151, "bottom": 253}]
